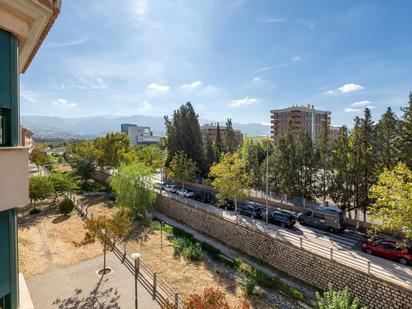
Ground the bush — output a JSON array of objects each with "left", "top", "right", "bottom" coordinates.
[
  {"left": 316, "top": 283, "right": 367, "bottom": 309},
  {"left": 245, "top": 278, "right": 256, "bottom": 295},
  {"left": 172, "top": 237, "right": 203, "bottom": 261},
  {"left": 59, "top": 198, "right": 75, "bottom": 215}
]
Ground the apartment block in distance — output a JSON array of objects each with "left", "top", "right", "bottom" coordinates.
[
  {"left": 121, "top": 123, "right": 161, "bottom": 145},
  {"left": 0, "top": 1, "right": 61, "bottom": 308},
  {"left": 200, "top": 122, "right": 243, "bottom": 145},
  {"left": 270, "top": 105, "right": 331, "bottom": 143}
]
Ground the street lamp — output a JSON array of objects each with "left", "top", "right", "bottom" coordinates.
[
  {"left": 101, "top": 228, "right": 107, "bottom": 271},
  {"left": 265, "top": 137, "right": 269, "bottom": 224},
  {"left": 131, "top": 252, "right": 141, "bottom": 309}
]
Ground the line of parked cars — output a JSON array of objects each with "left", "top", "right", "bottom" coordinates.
[{"left": 158, "top": 181, "right": 411, "bottom": 265}]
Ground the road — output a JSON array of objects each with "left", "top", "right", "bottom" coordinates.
[{"left": 158, "top": 187, "right": 412, "bottom": 291}]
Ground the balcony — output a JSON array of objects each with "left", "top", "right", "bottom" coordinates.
[{"left": 0, "top": 146, "right": 29, "bottom": 212}]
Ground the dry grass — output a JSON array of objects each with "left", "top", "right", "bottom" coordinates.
[{"left": 18, "top": 196, "right": 116, "bottom": 279}]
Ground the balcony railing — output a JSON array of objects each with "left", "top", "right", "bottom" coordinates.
[{"left": 0, "top": 146, "right": 29, "bottom": 212}]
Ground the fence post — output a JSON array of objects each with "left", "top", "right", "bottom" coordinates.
[
  {"left": 85, "top": 207, "right": 88, "bottom": 217},
  {"left": 367, "top": 261, "right": 371, "bottom": 274},
  {"left": 329, "top": 248, "right": 333, "bottom": 260},
  {"left": 153, "top": 272, "right": 157, "bottom": 300},
  {"left": 91, "top": 213, "right": 94, "bottom": 220},
  {"left": 299, "top": 237, "right": 303, "bottom": 249},
  {"left": 123, "top": 243, "right": 127, "bottom": 262},
  {"left": 175, "top": 293, "right": 179, "bottom": 309}
]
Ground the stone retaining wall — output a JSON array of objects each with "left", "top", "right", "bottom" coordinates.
[{"left": 155, "top": 196, "right": 412, "bottom": 309}]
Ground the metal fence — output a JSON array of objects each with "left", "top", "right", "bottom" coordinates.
[
  {"left": 67, "top": 193, "right": 185, "bottom": 309},
  {"left": 161, "top": 190, "right": 412, "bottom": 291}
]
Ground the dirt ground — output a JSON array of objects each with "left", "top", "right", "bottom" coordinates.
[
  {"left": 18, "top": 196, "right": 116, "bottom": 279},
  {"left": 18, "top": 196, "right": 282, "bottom": 308}
]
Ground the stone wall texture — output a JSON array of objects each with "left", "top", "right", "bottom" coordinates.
[{"left": 155, "top": 195, "right": 412, "bottom": 309}]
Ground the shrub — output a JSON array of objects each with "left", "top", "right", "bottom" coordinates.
[
  {"left": 184, "top": 287, "right": 250, "bottom": 309},
  {"left": 59, "top": 198, "right": 75, "bottom": 215},
  {"left": 316, "top": 283, "right": 367, "bottom": 309},
  {"left": 245, "top": 278, "right": 256, "bottom": 295},
  {"left": 172, "top": 237, "right": 203, "bottom": 261}
]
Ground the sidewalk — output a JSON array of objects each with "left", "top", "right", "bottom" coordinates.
[{"left": 27, "top": 252, "right": 160, "bottom": 309}]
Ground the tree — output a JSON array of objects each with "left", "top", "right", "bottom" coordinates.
[
  {"left": 209, "top": 153, "right": 251, "bottom": 213},
  {"left": 296, "top": 131, "right": 316, "bottom": 199},
  {"left": 109, "top": 162, "right": 157, "bottom": 218},
  {"left": 369, "top": 162, "right": 412, "bottom": 240},
  {"left": 241, "top": 137, "right": 265, "bottom": 193},
  {"left": 71, "top": 141, "right": 98, "bottom": 181},
  {"left": 59, "top": 198, "right": 75, "bottom": 215},
  {"left": 203, "top": 135, "right": 216, "bottom": 174},
  {"left": 164, "top": 102, "right": 203, "bottom": 171},
  {"left": 29, "top": 148, "right": 49, "bottom": 170},
  {"left": 215, "top": 123, "right": 224, "bottom": 161},
  {"left": 398, "top": 92, "right": 412, "bottom": 168},
  {"left": 316, "top": 283, "right": 366, "bottom": 309},
  {"left": 169, "top": 151, "right": 197, "bottom": 189},
  {"left": 29, "top": 176, "right": 54, "bottom": 205},
  {"left": 224, "top": 118, "right": 238, "bottom": 153},
  {"left": 132, "top": 144, "right": 165, "bottom": 172},
  {"left": 49, "top": 172, "right": 77, "bottom": 201},
  {"left": 373, "top": 107, "right": 400, "bottom": 173},
  {"left": 316, "top": 120, "right": 331, "bottom": 202},
  {"left": 95, "top": 132, "right": 131, "bottom": 169}
]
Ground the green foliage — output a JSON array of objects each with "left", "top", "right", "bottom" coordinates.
[
  {"left": 172, "top": 236, "right": 203, "bottom": 261},
  {"left": 80, "top": 179, "right": 108, "bottom": 192},
  {"left": 71, "top": 141, "right": 97, "bottom": 181},
  {"left": 132, "top": 144, "right": 165, "bottom": 172},
  {"left": 169, "top": 151, "right": 197, "bottom": 187},
  {"left": 50, "top": 172, "right": 77, "bottom": 195},
  {"left": 29, "top": 176, "right": 54, "bottom": 204},
  {"left": 369, "top": 162, "right": 412, "bottom": 240},
  {"left": 95, "top": 132, "right": 131, "bottom": 168},
  {"left": 209, "top": 152, "right": 251, "bottom": 208},
  {"left": 224, "top": 118, "right": 239, "bottom": 153},
  {"left": 59, "top": 198, "right": 74, "bottom": 215},
  {"left": 29, "top": 148, "right": 49, "bottom": 167},
  {"left": 164, "top": 102, "right": 204, "bottom": 172},
  {"left": 316, "top": 283, "right": 366, "bottom": 309},
  {"left": 109, "top": 162, "right": 156, "bottom": 218},
  {"left": 244, "top": 278, "right": 256, "bottom": 295},
  {"left": 399, "top": 92, "right": 412, "bottom": 169},
  {"left": 203, "top": 135, "right": 216, "bottom": 174},
  {"left": 215, "top": 123, "right": 224, "bottom": 160}
]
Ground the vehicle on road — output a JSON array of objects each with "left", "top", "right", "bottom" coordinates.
[
  {"left": 194, "top": 191, "right": 217, "bottom": 204},
  {"left": 361, "top": 240, "right": 412, "bottom": 265},
  {"left": 156, "top": 181, "right": 166, "bottom": 189},
  {"left": 236, "top": 204, "right": 262, "bottom": 219},
  {"left": 297, "top": 206, "right": 345, "bottom": 233},
  {"left": 266, "top": 210, "right": 296, "bottom": 228},
  {"left": 176, "top": 188, "right": 194, "bottom": 198},
  {"left": 164, "top": 184, "right": 177, "bottom": 193}
]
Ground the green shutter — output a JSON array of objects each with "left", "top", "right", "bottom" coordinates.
[
  {"left": 0, "top": 211, "right": 11, "bottom": 299},
  {"left": 0, "top": 29, "right": 12, "bottom": 109}
]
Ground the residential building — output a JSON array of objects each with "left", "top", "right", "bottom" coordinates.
[
  {"left": 20, "top": 127, "right": 33, "bottom": 149},
  {"left": 329, "top": 125, "right": 342, "bottom": 144},
  {"left": 200, "top": 122, "right": 243, "bottom": 145},
  {"left": 121, "top": 123, "right": 161, "bottom": 145},
  {"left": 0, "top": 1, "right": 61, "bottom": 308},
  {"left": 270, "top": 105, "right": 331, "bottom": 143}
]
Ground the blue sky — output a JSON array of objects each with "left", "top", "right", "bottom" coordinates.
[{"left": 21, "top": 0, "right": 412, "bottom": 126}]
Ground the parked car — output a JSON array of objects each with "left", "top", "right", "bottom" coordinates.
[
  {"left": 164, "top": 184, "right": 176, "bottom": 193},
  {"left": 267, "top": 210, "right": 296, "bottom": 228},
  {"left": 297, "top": 206, "right": 345, "bottom": 233},
  {"left": 176, "top": 188, "right": 194, "bottom": 198},
  {"left": 361, "top": 240, "right": 412, "bottom": 265},
  {"left": 194, "top": 191, "right": 216, "bottom": 204},
  {"left": 156, "top": 181, "right": 165, "bottom": 189},
  {"left": 236, "top": 204, "right": 262, "bottom": 219}
]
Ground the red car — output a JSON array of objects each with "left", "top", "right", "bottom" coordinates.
[{"left": 361, "top": 240, "right": 412, "bottom": 265}]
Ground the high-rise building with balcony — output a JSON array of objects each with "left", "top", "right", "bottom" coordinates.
[
  {"left": 270, "top": 105, "right": 331, "bottom": 143},
  {"left": 0, "top": 1, "right": 61, "bottom": 308}
]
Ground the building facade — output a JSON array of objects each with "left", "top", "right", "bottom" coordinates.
[
  {"left": 200, "top": 123, "right": 243, "bottom": 145},
  {"left": 0, "top": 1, "right": 61, "bottom": 308},
  {"left": 121, "top": 123, "right": 161, "bottom": 145},
  {"left": 270, "top": 105, "right": 331, "bottom": 143}
]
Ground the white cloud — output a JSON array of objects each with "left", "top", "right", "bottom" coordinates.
[
  {"left": 139, "top": 101, "right": 152, "bottom": 111},
  {"left": 45, "top": 37, "right": 89, "bottom": 48},
  {"left": 344, "top": 108, "right": 361, "bottom": 113},
  {"left": 338, "top": 83, "right": 364, "bottom": 93},
  {"left": 147, "top": 83, "right": 170, "bottom": 95},
  {"left": 253, "top": 77, "right": 261, "bottom": 82},
  {"left": 352, "top": 100, "right": 372, "bottom": 106},
  {"left": 230, "top": 97, "right": 258, "bottom": 107},
  {"left": 21, "top": 90, "right": 38, "bottom": 103},
  {"left": 291, "top": 56, "right": 302, "bottom": 63},
  {"left": 52, "top": 98, "right": 77, "bottom": 108},
  {"left": 257, "top": 17, "right": 287, "bottom": 23},
  {"left": 180, "top": 80, "right": 202, "bottom": 91}
]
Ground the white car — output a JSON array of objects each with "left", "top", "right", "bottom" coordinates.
[
  {"left": 164, "top": 184, "right": 176, "bottom": 193},
  {"left": 176, "top": 188, "right": 194, "bottom": 198}
]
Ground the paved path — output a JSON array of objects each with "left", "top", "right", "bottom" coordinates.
[{"left": 27, "top": 253, "right": 160, "bottom": 309}]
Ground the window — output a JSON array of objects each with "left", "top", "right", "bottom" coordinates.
[{"left": 313, "top": 213, "right": 326, "bottom": 220}]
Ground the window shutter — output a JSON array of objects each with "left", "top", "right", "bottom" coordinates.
[{"left": 0, "top": 29, "right": 12, "bottom": 109}]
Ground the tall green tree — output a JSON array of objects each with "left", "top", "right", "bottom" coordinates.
[
  {"left": 71, "top": 141, "right": 98, "bottom": 181},
  {"left": 369, "top": 162, "right": 412, "bottom": 241},
  {"left": 203, "top": 135, "right": 216, "bottom": 174},
  {"left": 399, "top": 92, "right": 412, "bottom": 168},
  {"left": 373, "top": 107, "right": 400, "bottom": 172},
  {"left": 209, "top": 153, "right": 251, "bottom": 213},
  {"left": 296, "top": 131, "right": 316, "bottom": 199},
  {"left": 164, "top": 102, "right": 203, "bottom": 171},
  {"left": 132, "top": 144, "right": 165, "bottom": 172},
  {"left": 29, "top": 148, "right": 49, "bottom": 170},
  {"left": 95, "top": 132, "right": 131, "bottom": 169},
  {"left": 169, "top": 151, "right": 197, "bottom": 189},
  {"left": 109, "top": 162, "right": 156, "bottom": 218},
  {"left": 224, "top": 118, "right": 238, "bottom": 153},
  {"left": 29, "top": 176, "right": 54, "bottom": 205},
  {"left": 215, "top": 123, "right": 224, "bottom": 160},
  {"left": 316, "top": 120, "right": 330, "bottom": 202},
  {"left": 49, "top": 172, "right": 77, "bottom": 201}
]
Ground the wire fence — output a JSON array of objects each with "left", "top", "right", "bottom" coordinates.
[
  {"left": 161, "top": 190, "right": 412, "bottom": 291},
  {"left": 66, "top": 193, "right": 185, "bottom": 309}
]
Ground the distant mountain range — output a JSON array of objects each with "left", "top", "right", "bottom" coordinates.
[{"left": 21, "top": 115, "right": 270, "bottom": 140}]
